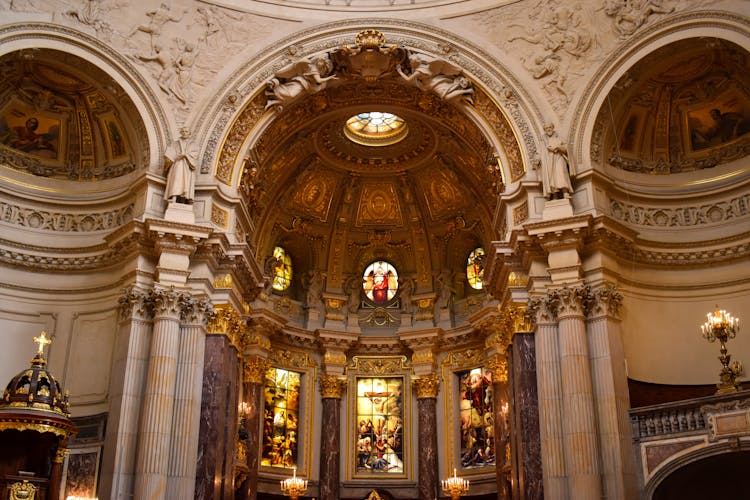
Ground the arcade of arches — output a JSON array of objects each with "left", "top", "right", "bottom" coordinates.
[{"left": 0, "top": 2, "right": 749, "bottom": 499}]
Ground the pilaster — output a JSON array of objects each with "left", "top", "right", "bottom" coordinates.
[
  {"left": 319, "top": 374, "right": 347, "bottom": 500},
  {"left": 413, "top": 374, "right": 440, "bottom": 500}
]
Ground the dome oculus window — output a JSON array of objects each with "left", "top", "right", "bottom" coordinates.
[
  {"left": 363, "top": 261, "right": 399, "bottom": 304},
  {"left": 466, "top": 247, "right": 485, "bottom": 290},
  {"left": 271, "top": 246, "right": 293, "bottom": 291},
  {"left": 344, "top": 112, "right": 408, "bottom": 146}
]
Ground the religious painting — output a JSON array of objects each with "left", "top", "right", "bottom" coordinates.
[
  {"left": 458, "top": 367, "right": 495, "bottom": 468},
  {"left": 64, "top": 447, "right": 100, "bottom": 499},
  {"left": 271, "top": 246, "right": 293, "bottom": 291},
  {"left": 362, "top": 261, "right": 399, "bottom": 304},
  {"left": 261, "top": 367, "right": 301, "bottom": 469},
  {"left": 355, "top": 376, "right": 404, "bottom": 474},
  {"left": 0, "top": 99, "right": 62, "bottom": 160},
  {"left": 466, "top": 248, "right": 485, "bottom": 290},
  {"left": 101, "top": 114, "right": 127, "bottom": 160},
  {"left": 686, "top": 92, "right": 750, "bottom": 151}
]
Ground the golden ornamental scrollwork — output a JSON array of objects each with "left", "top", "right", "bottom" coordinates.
[
  {"left": 324, "top": 350, "right": 347, "bottom": 367},
  {"left": 413, "top": 374, "right": 440, "bottom": 399},
  {"left": 54, "top": 447, "right": 69, "bottom": 464},
  {"left": 319, "top": 374, "right": 347, "bottom": 399},
  {"left": 243, "top": 357, "right": 270, "bottom": 384},
  {"left": 0, "top": 421, "right": 72, "bottom": 438},
  {"left": 271, "top": 349, "right": 317, "bottom": 369},
  {"left": 441, "top": 348, "right": 484, "bottom": 368},
  {"left": 207, "top": 305, "right": 242, "bottom": 335},
  {"left": 9, "top": 480, "right": 36, "bottom": 500},
  {"left": 411, "top": 350, "right": 434, "bottom": 365},
  {"left": 349, "top": 355, "right": 409, "bottom": 375},
  {"left": 238, "top": 326, "right": 271, "bottom": 352},
  {"left": 481, "top": 315, "right": 512, "bottom": 352},
  {"left": 236, "top": 440, "right": 248, "bottom": 463},
  {"left": 486, "top": 355, "right": 508, "bottom": 383}
]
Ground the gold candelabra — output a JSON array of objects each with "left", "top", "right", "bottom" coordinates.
[
  {"left": 701, "top": 306, "right": 743, "bottom": 394},
  {"left": 442, "top": 468, "right": 469, "bottom": 500},
  {"left": 280, "top": 468, "right": 308, "bottom": 500}
]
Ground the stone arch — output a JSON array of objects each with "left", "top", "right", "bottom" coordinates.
[{"left": 570, "top": 10, "right": 750, "bottom": 176}]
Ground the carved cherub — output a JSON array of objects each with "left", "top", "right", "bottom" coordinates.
[{"left": 265, "top": 54, "right": 337, "bottom": 110}]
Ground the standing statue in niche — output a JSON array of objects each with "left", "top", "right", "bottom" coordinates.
[
  {"left": 398, "top": 276, "right": 415, "bottom": 315},
  {"left": 304, "top": 270, "right": 325, "bottom": 313},
  {"left": 265, "top": 54, "right": 337, "bottom": 110},
  {"left": 542, "top": 123, "right": 573, "bottom": 200},
  {"left": 164, "top": 127, "right": 198, "bottom": 204},
  {"left": 435, "top": 269, "right": 456, "bottom": 310},
  {"left": 396, "top": 53, "right": 474, "bottom": 104},
  {"left": 345, "top": 276, "right": 362, "bottom": 314}
]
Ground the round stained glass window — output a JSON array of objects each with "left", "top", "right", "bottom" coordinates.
[
  {"left": 466, "top": 247, "right": 485, "bottom": 290},
  {"left": 344, "top": 112, "right": 408, "bottom": 146},
  {"left": 362, "top": 260, "right": 399, "bottom": 303}
]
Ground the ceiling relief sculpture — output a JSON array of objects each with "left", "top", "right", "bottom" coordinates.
[
  {"left": 288, "top": 166, "right": 339, "bottom": 222},
  {"left": 0, "top": 50, "right": 142, "bottom": 181},
  {"left": 594, "top": 38, "right": 750, "bottom": 174}
]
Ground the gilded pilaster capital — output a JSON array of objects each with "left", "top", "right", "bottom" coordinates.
[
  {"left": 243, "top": 356, "right": 269, "bottom": 384},
  {"left": 54, "top": 447, "right": 69, "bottom": 464},
  {"left": 413, "top": 374, "right": 440, "bottom": 399},
  {"left": 207, "top": 306, "right": 244, "bottom": 350},
  {"left": 319, "top": 374, "right": 347, "bottom": 399},
  {"left": 481, "top": 315, "right": 512, "bottom": 353},
  {"left": 486, "top": 355, "right": 508, "bottom": 383}
]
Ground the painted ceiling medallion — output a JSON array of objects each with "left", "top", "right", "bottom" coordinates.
[{"left": 344, "top": 112, "right": 408, "bottom": 146}]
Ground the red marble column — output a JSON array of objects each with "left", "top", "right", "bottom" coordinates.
[
  {"left": 240, "top": 357, "right": 268, "bottom": 500},
  {"left": 195, "top": 309, "right": 240, "bottom": 500},
  {"left": 413, "top": 374, "right": 440, "bottom": 500},
  {"left": 319, "top": 375, "right": 345, "bottom": 500},
  {"left": 509, "top": 332, "right": 543, "bottom": 500},
  {"left": 487, "top": 355, "right": 511, "bottom": 500}
]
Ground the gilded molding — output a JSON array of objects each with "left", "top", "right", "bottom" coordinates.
[
  {"left": 413, "top": 374, "right": 440, "bottom": 399},
  {"left": 349, "top": 355, "right": 409, "bottom": 375},
  {"left": 243, "top": 356, "right": 269, "bottom": 384},
  {"left": 324, "top": 350, "right": 348, "bottom": 366},
  {"left": 441, "top": 348, "right": 484, "bottom": 369},
  {"left": 479, "top": 315, "right": 512, "bottom": 352},
  {"left": 206, "top": 305, "right": 244, "bottom": 349},
  {"left": 319, "top": 374, "right": 347, "bottom": 399},
  {"left": 270, "top": 349, "right": 318, "bottom": 368},
  {"left": 55, "top": 447, "right": 69, "bottom": 464},
  {"left": 0, "top": 420, "right": 72, "bottom": 438},
  {"left": 485, "top": 355, "right": 508, "bottom": 383}
]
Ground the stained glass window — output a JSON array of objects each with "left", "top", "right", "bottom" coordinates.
[
  {"left": 344, "top": 112, "right": 408, "bottom": 146},
  {"left": 458, "top": 367, "right": 494, "bottom": 468},
  {"left": 362, "top": 261, "right": 399, "bottom": 304},
  {"left": 261, "top": 367, "right": 301, "bottom": 468},
  {"left": 355, "top": 377, "right": 404, "bottom": 474},
  {"left": 271, "top": 246, "right": 293, "bottom": 291},
  {"left": 466, "top": 247, "right": 485, "bottom": 290}
]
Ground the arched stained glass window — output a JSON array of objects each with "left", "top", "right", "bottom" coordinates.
[
  {"left": 261, "top": 367, "right": 301, "bottom": 468},
  {"left": 458, "top": 367, "right": 494, "bottom": 468},
  {"left": 466, "top": 247, "right": 485, "bottom": 290},
  {"left": 362, "top": 261, "right": 398, "bottom": 304},
  {"left": 271, "top": 246, "right": 293, "bottom": 291}
]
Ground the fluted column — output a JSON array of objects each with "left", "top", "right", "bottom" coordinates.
[
  {"left": 100, "top": 287, "right": 153, "bottom": 499},
  {"left": 555, "top": 286, "right": 602, "bottom": 500},
  {"left": 134, "top": 286, "right": 183, "bottom": 499},
  {"left": 529, "top": 296, "right": 568, "bottom": 499},
  {"left": 487, "top": 355, "right": 511, "bottom": 500},
  {"left": 241, "top": 356, "right": 269, "bottom": 500},
  {"left": 167, "top": 295, "right": 213, "bottom": 499},
  {"left": 319, "top": 374, "right": 346, "bottom": 500},
  {"left": 413, "top": 374, "right": 440, "bottom": 500},
  {"left": 587, "top": 285, "right": 637, "bottom": 500}
]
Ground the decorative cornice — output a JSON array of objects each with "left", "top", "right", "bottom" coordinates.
[
  {"left": 413, "top": 374, "right": 440, "bottom": 399},
  {"left": 0, "top": 200, "right": 135, "bottom": 232},
  {"left": 349, "top": 355, "right": 409, "bottom": 375},
  {"left": 441, "top": 347, "right": 485, "bottom": 369},
  {"left": 319, "top": 374, "right": 347, "bottom": 399}
]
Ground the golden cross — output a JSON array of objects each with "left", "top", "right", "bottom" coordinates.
[{"left": 33, "top": 330, "right": 52, "bottom": 355}]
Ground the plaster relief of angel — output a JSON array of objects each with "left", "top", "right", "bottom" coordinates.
[
  {"left": 265, "top": 54, "right": 337, "bottom": 110},
  {"left": 397, "top": 53, "right": 474, "bottom": 104}
]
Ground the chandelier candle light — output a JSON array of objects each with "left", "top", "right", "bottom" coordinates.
[
  {"left": 701, "top": 306, "right": 743, "bottom": 394},
  {"left": 442, "top": 468, "right": 470, "bottom": 500},
  {"left": 280, "top": 468, "right": 308, "bottom": 500}
]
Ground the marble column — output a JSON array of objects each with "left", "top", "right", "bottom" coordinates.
[
  {"left": 510, "top": 332, "right": 543, "bottom": 500},
  {"left": 555, "top": 286, "right": 602, "bottom": 500},
  {"left": 529, "top": 295, "right": 567, "bottom": 499},
  {"left": 319, "top": 374, "right": 346, "bottom": 500},
  {"left": 167, "top": 295, "right": 213, "bottom": 499},
  {"left": 100, "top": 287, "right": 152, "bottom": 499},
  {"left": 413, "top": 374, "right": 440, "bottom": 500},
  {"left": 240, "top": 356, "right": 268, "bottom": 500},
  {"left": 134, "top": 287, "right": 184, "bottom": 499},
  {"left": 196, "top": 307, "right": 241, "bottom": 500},
  {"left": 486, "top": 355, "right": 510, "bottom": 500},
  {"left": 587, "top": 285, "right": 637, "bottom": 500}
]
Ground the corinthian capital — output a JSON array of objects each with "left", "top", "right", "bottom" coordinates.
[
  {"left": 319, "top": 374, "right": 347, "bottom": 399},
  {"left": 149, "top": 286, "right": 185, "bottom": 317},
  {"left": 118, "top": 286, "right": 151, "bottom": 320},
  {"left": 413, "top": 374, "right": 440, "bottom": 399},
  {"left": 180, "top": 294, "right": 214, "bottom": 325},
  {"left": 552, "top": 285, "right": 589, "bottom": 317},
  {"left": 243, "top": 356, "right": 270, "bottom": 384},
  {"left": 588, "top": 284, "right": 623, "bottom": 319},
  {"left": 486, "top": 355, "right": 508, "bottom": 383}
]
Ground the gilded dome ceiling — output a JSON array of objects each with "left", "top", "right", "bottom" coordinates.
[
  {"left": 596, "top": 38, "right": 750, "bottom": 174},
  {"left": 0, "top": 49, "right": 144, "bottom": 181},
  {"left": 247, "top": 74, "right": 503, "bottom": 298}
]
